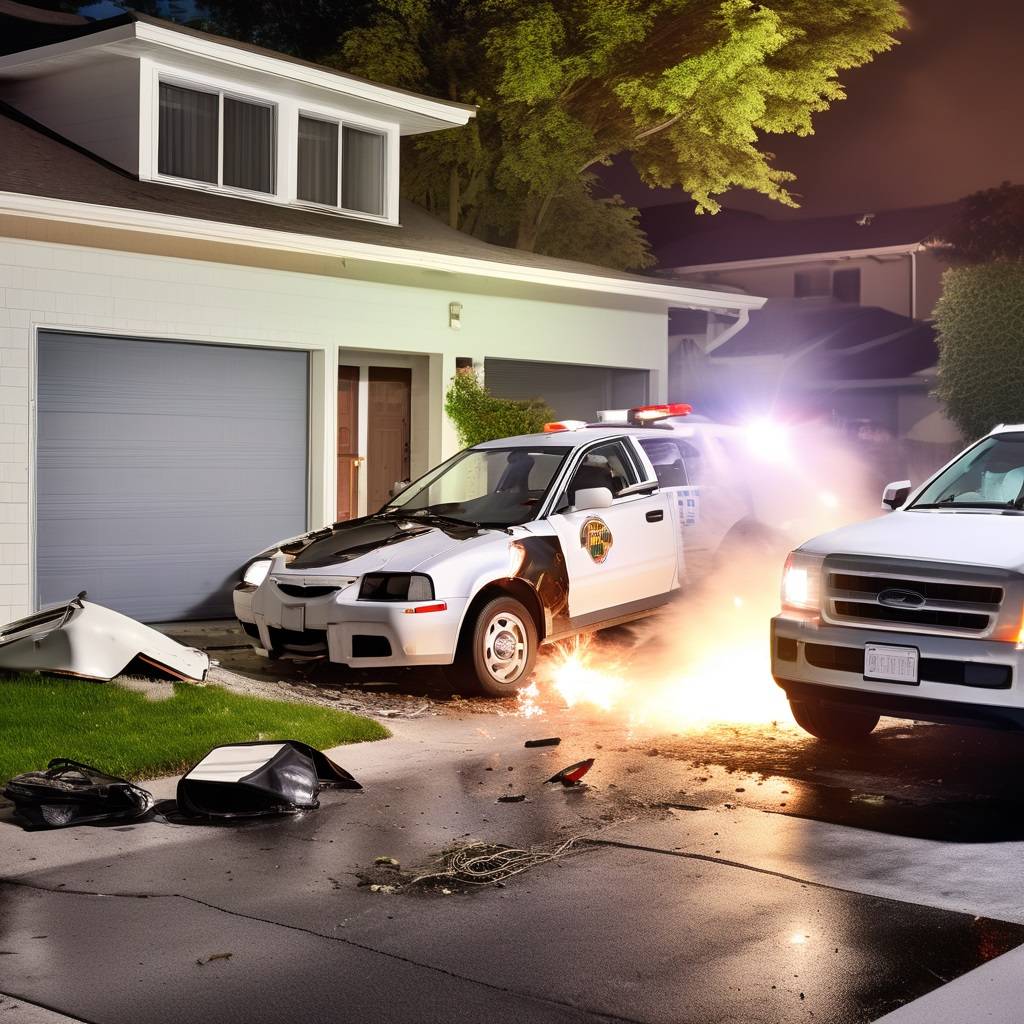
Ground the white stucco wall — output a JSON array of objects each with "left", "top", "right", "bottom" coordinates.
[{"left": 0, "top": 234, "right": 670, "bottom": 620}]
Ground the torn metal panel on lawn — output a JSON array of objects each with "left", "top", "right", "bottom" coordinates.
[
  {"left": 3, "top": 759, "right": 155, "bottom": 830},
  {"left": 0, "top": 594, "right": 209, "bottom": 682},
  {"left": 176, "top": 740, "right": 361, "bottom": 820}
]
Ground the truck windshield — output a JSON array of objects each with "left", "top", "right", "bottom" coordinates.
[
  {"left": 383, "top": 446, "right": 572, "bottom": 528},
  {"left": 912, "top": 433, "right": 1024, "bottom": 509}
]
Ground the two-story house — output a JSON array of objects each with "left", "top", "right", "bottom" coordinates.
[
  {"left": 0, "top": 11, "right": 761, "bottom": 624},
  {"left": 641, "top": 202, "right": 961, "bottom": 472}
]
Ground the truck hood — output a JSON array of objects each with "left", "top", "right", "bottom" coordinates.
[
  {"left": 801, "top": 509, "right": 1024, "bottom": 572},
  {"left": 276, "top": 514, "right": 497, "bottom": 575}
]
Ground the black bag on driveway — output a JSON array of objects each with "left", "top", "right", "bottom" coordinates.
[
  {"left": 175, "top": 740, "right": 361, "bottom": 820},
  {"left": 3, "top": 758, "right": 155, "bottom": 829}
]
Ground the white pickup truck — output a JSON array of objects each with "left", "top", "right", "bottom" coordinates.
[{"left": 773, "top": 423, "right": 1024, "bottom": 743}]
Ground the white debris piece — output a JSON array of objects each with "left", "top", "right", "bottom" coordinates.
[{"left": 0, "top": 594, "right": 209, "bottom": 682}]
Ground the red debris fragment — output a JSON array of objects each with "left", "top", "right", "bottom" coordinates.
[{"left": 547, "top": 758, "right": 594, "bottom": 786}]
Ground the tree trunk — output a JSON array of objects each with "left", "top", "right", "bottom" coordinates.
[{"left": 448, "top": 167, "right": 460, "bottom": 230}]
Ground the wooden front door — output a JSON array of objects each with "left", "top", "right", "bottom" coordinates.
[
  {"left": 336, "top": 365, "right": 360, "bottom": 521},
  {"left": 367, "top": 367, "right": 411, "bottom": 513}
]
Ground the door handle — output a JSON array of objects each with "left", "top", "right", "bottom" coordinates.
[{"left": 646, "top": 509, "right": 664, "bottom": 523}]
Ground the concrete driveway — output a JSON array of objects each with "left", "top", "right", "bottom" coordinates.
[{"left": 4, "top": 702, "right": 1024, "bottom": 1024}]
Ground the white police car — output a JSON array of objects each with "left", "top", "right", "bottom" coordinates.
[{"left": 234, "top": 404, "right": 771, "bottom": 695}]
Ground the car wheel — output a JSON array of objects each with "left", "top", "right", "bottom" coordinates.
[
  {"left": 789, "top": 698, "right": 879, "bottom": 743},
  {"left": 449, "top": 596, "right": 538, "bottom": 697}
]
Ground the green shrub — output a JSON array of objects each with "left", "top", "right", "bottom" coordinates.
[
  {"left": 934, "top": 262, "right": 1024, "bottom": 441},
  {"left": 444, "top": 370, "right": 554, "bottom": 447}
]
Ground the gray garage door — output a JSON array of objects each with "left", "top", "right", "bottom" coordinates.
[
  {"left": 483, "top": 358, "right": 649, "bottom": 422},
  {"left": 37, "top": 332, "right": 308, "bottom": 622}
]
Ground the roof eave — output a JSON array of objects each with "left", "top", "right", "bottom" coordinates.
[
  {"left": 0, "top": 19, "right": 476, "bottom": 134},
  {"left": 0, "top": 191, "right": 764, "bottom": 311},
  {"left": 665, "top": 242, "right": 927, "bottom": 274}
]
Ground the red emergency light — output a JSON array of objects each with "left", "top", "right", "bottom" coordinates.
[
  {"left": 627, "top": 403, "right": 693, "bottom": 424},
  {"left": 543, "top": 420, "right": 587, "bottom": 432}
]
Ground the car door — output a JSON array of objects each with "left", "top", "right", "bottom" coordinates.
[{"left": 547, "top": 438, "right": 678, "bottom": 621}]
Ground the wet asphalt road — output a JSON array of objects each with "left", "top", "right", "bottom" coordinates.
[{"left": 5, "top": 686, "right": 1024, "bottom": 1024}]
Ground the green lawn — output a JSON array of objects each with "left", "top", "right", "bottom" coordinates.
[{"left": 0, "top": 676, "right": 389, "bottom": 784}]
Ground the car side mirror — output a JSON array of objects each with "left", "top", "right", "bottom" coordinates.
[
  {"left": 882, "top": 479, "right": 912, "bottom": 511},
  {"left": 573, "top": 486, "right": 614, "bottom": 511}
]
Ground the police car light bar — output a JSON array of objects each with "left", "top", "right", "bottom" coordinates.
[
  {"left": 627, "top": 403, "right": 693, "bottom": 424},
  {"left": 543, "top": 420, "right": 588, "bottom": 432}
]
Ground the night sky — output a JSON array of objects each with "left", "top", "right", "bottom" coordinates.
[{"left": 602, "top": 0, "right": 1024, "bottom": 218}]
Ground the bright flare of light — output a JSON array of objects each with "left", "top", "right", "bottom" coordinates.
[
  {"left": 790, "top": 932, "right": 808, "bottom": 945},
  {"left": 538, "top": 592, "right": 792, "bottom": 731},
  {"left": 515, "top": 680, "right": 544, "bottom": 718},
  {"left": 742, "top": 417, "right": 792, "bottom": 465},
  {"left": 818, "top": 490, "right": 840, "bottom": 509}
]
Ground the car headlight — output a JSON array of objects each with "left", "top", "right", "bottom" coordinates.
[
  {"left": 242, "top": 559, "right": 272, "bottom": 587},
  {"left": 781, "top": 551, "right": 824, "bottom": 612},
  {"left": 359, "top": 573, "right": 434, "bottom": 602}
]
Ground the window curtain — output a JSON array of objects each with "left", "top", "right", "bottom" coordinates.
[
  {"left": 342, "top": 126, "right": 385, "bottom": 216},
  {"left": 297, "top": 116, "right": 339, "bottom": 206},
  {"left": 158, "top": 83, "right": 218, "bottom": 184},
  {"left": 223, "top": 98, "right": 275, "bottom": 194}
]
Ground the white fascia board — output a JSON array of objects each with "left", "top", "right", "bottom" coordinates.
[
  {"left": 0, "top": 192, "right": 764, "bottom": 311},
  {"left": 0, "top": 21, "right": 476, "bottom": 133},
  {"left": 667, "top": 243, "right": 925, "bottom": 275}
]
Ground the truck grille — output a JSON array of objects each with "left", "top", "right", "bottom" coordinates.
[{"left": 824, "top": 558, "right": 1006, "bottom": 638}]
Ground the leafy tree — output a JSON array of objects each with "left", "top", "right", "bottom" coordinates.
[
  {"left": 937, "top": 181, "right": 1024, "bottom": 265},
  {"left": 933, "top": 185, "right": 1024, "bottom": 439},
  {"left": 445, "top": 370, "right": 553, "bottom": 447},
  {"left": 336, "top": 0, "right": 904, "bottom": 269},
  {"left": 933, "top": 264, "right": 1024, "bottom": 441}
]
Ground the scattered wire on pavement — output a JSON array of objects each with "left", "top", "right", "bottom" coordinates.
[{"left": 407, "top": 835, "right": 592, "bottom": 889}]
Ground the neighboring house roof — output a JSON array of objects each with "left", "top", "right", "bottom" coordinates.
[
  {"left": 646, "top": 201, "right": 960, "bottom": 269},
  {"left": 0, "top": 105, "right": 761, "bottom": 311},
  {"left": 709, "top": 299, "right": 938, "bottom": 381}
]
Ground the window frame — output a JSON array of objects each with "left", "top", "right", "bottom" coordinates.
[
  {"left": 295, "top": 108, "right": 391, "bottom": 221},
  {"left": 153, "top": 74, "right": 278, "bottom": 199}
]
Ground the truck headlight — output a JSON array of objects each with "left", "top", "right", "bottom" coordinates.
[
  {"left": 359, "top": 573, "right": 434, "bottom": 602},
  {"left": 242, "top": 559, "right": 272, "bottom": 587},
  {"left": 781, "top": 551, "right": 824, "bottom": 612}
]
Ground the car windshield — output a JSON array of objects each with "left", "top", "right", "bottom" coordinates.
[
  {"left": 383, "top": 446, "right": 572, "bottom": 528},
  {"left": 912, "top": 433, "right": 1024, "bottom": 509}
]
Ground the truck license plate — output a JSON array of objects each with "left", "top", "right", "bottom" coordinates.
[{"left": 864, "top": 644, "right": 919, "bottom": 684}]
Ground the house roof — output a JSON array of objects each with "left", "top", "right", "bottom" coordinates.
[
  {"left": 0, "top": 1, "right": 87, "bottom": 27},
  {"left": 0, "top": 11, "right": 475, "bottom": 135},
  {"left": 647, "top": 201, "right": 961, "bottom": 269},
  {"left": 0, "top": 104, "right": 761, "bottom": 311},
  {"left": 707, "top": 299, "right": 938, "bottom": 381}
]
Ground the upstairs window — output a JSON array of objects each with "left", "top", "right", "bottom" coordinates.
[
  {"left": 297, "top": 114, "right": 386, "bottom": 217},
  {"left": 158, "top": 82, "right": 276, "bottom": 194}
]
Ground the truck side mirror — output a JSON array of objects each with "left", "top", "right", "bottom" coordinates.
[
  {"left": 573, "top": 487, "right": 614, "bottom": 512},
  {"left": 882, "top": 479, "right": 912, "bottom": 511}
]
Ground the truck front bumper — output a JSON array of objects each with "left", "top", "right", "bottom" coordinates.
[
  {"left": 234, "top": 582, "right": 466, "bottom": 669},
  {"left": 771, "top": 615, "right": 1024, "bottom": 730}
]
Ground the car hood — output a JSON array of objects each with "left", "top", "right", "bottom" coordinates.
[
  {"left": 276, "top": 515, "right": 496, "bottom": 575},
  {"left": 801, "top": 509, "right": 1024, "bottom": 573}
]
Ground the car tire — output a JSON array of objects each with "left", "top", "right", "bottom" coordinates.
[
  {"left": 448, "top": 596, "right": 538, "bottom": 697},
  {"left": 789, "top": 698, "right": 879, "bottom": 743}
]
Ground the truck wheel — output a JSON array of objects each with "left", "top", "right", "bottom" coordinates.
[
  {"left": 789, "top": 699, "right": 879, "bottom": 744},
  {"left": 449, "top": 596, "right": 538, "bottom": 697}
]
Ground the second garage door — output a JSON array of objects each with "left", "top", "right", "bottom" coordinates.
[
  {"left": 483, "top": 358, "right": 649, "bottom": 422},
  {"left": 37, "top": 332, "right": 309, "bottom": 622}
]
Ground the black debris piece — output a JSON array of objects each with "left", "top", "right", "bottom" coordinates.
[
  {"left": 176, "top": 740, "right": 360, "bottom": 820},
  {"left": 547, "top": 758, "right": 595, "bottom": 786},
  {"left": 3, "top": 759, "right": 154, "bottom": 830},
  {"left": 497, "top": 794, "right": 527, "bottom": 803},
  {"left": 524, "top": 737, "right": 561, "bottom": 748}
]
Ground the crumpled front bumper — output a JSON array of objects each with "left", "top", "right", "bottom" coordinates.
[{"left": 234, "top": 579, "right": 467, "bottom": 669}]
